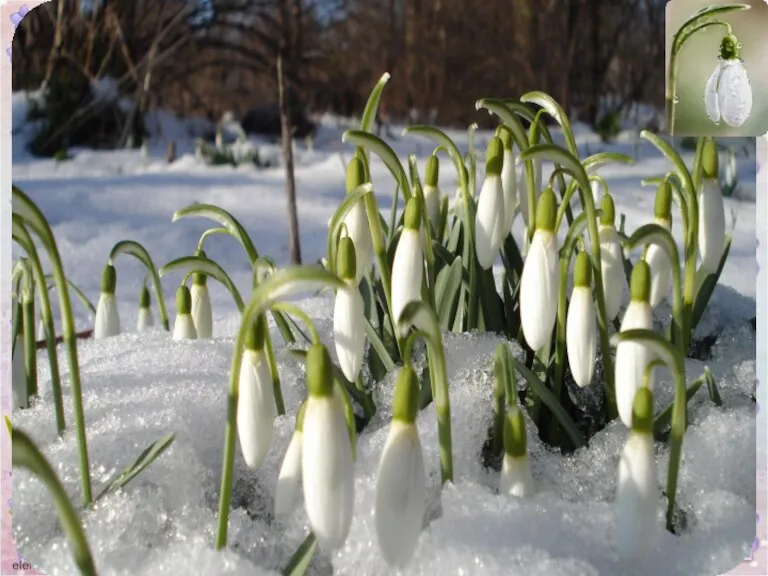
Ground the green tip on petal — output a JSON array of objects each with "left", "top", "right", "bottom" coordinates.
[
  {"left": 573, "top": 251, "right": 592, "bottom": 288},
  {"left": 193, "top": 249, "right": 208, "bottom": 286},
  {"left": 630, "top": 260, "right": 651, "bottom": 303},
  {"left": 701, "top": 138, "right": 719, "bottom": 180},
  {"left": 392, "top": 365, "right": 420, "bottom": 424},
  {"left": 346, "top": 156, "right": 367, "bottom": 193},
  {"left": 139, "top": 285, "right": 151, "bottom": 308},
  {"left": 404, "top": 197, "right": 422, "bottom": 231},
  {"left": 101, "top": 264, "right": 117, "bottom": 294},
  {"left": 295, "top": 400, "right": 308, "bottom": 432},
  {"left": 498, "top": 126, "right": 513, "bottom": 151},
  {"left": 306, "top": 343, "right": 334, "bottom": 398},
  {"left": 176, "top": 284, "right": 192, "bottom": 314},
  {"left": 485, "top": 137, "right": 504, "bottom": 176},
  {"left": 719, "top": 33, "right": 740, "bottom": 61},
  {"left": 535, "top": 187, "right": 557, "bottom": 232},
  {"left": 654, "top": 180, "right": 673, "bottom": 220},
  {"left": 631, "top": 386, "right": 654, "bottom": 434},
  {"left": 599, "top": 194, "right": 616, "bottom": 226},
  {"left": 244, "top": 314, "right": 267, "bottom": 352},
  {"left": 503, "top": 406, "right": 528, "bottom": 458},
  {"left": 337, "top": 236, "right": 357, "bottom": 281},
  {"left": 425, "top": 155, "right": 439, "bottom": 187}
]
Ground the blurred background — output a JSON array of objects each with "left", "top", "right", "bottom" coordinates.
[
  {"left": 11, "top": 0, "right": 668, "bottom": 156},
  {"left": 665, "top": 0, "right": 768, "bottom": 136}
]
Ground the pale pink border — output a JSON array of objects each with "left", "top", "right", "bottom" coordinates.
[{"left": 0, "top": 1, "right": 765, "bottom": 574}]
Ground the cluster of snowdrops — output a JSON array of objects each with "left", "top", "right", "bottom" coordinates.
[{"left": 10, "top": 77, "right": 733, "bottom": 574}]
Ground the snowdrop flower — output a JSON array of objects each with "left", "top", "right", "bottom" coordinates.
[
  {"left": 333, "top": 237, "right": 366, "bottom": 382},
  {"left": 172, "top": 285, "right": 197, "bottom": 340},
  {"left": 136, "top": 285, "right": 154, "bottom": 332},
  {"left": 423, "top": 154, "right": 442, "bottom": 235},
  {"left": 237, "top": 315, "right": 277, "bottom": 470},
  {"left": 274, "top": 401, "right": 306, "bottom": 518},
  {"left": 517, "top": 155, "right": 543, "bottom": 230},
  {"left": 704, "top": 34, "right": 752, "bottom": 128},
  {"left": 615, "top": 261, "right": 655, "bottom": 428},
  {"left": 190, "top": 249, "right": 213, "bottom": 338},
  {"left": 391, "top": 198, "right": 424, "bottom": 333},
  {"left": 645, "top": 182, "right": 673, "bottom": 308},
  {"left": 698, "top": 140, "right": 726, "bottom": 274},
  {"left": 94, "top": 264, "right": 121, "bottom": 339},
  {"left": 12, "top": 300, "right": 28, "bottom": 410},
  {"left": 37, "top": 316, "right": 46, "bottom": 342},
  {"left": 375, "top": 365, "right": 426, "bottom": 568},
  {"left": 302, "top": 344, "right": 355, "bottom": 551},
  {"left": 499, "top": 129, "right": 517, "bottom": 239},
  {"left": 519, "top": 187, "right": 559, "bottom": 352},
  {"left": 499, "top": 405, "right": 536, "bottom": 498},
  {"left": 342, "top": 156, "right": 374, "bottom": 284},
  {"left": 566, "top": 252, "right": 597, "bottom": 388},
  {"left": 475, "top": 137, "right": 506, "bottom": 270},
  {"left": 616, "top": 386, "right": 658, "bottom": 563},
  {"left": 598, "top": 194, "right": 626, "bottom": 321}
]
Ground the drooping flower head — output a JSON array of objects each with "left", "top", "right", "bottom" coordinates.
[
  {"left": 598, "top": 193, "right": 626, "bottom": 321},
  {"left": 333, "top": 236, "right": 366, "bottom": 383},
  {"left": 94, "top": 264, "right": 121, "bottom": 339},
  {"left": 343, "top": 155, "right": 374, "bottom": 285},
  {"left": 704, "top": 33, "right": 752, "bottom": 128},
  {"left": 519, "top": 187, "right": 558, "bottom": 352},
  {"left": 698, "top": 138, "right": 726, "bottom": 274},
  {"left": 191, "top": 249, "right": 213, "bottom": 339},
  {"left": 645, "top": 180, "right": 673, "bottom": 308},
  {"left": 423, "top": 154, "right": 442, "bottom": 235},
  {"left": 475, "top": 136, "right": 506, "bottom": 270},
  {"left": 499, "top": 405, "right": 536, "bottom": 498},
  {"left": 566, "top": 251, "right": 598, "bottom": 388},
  {"left": 172, "top": 284, "right": 197, "bottom": 340}
]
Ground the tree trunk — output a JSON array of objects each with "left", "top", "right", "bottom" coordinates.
[{"left": 278, "top": 51, "right": 302, "bottom": 264}]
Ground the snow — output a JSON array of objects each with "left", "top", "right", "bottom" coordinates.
[{"left": 9, "top": 94, "right": 759, "bottom": 575}]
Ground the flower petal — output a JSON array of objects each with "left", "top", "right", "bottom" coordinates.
[
  {"left": 704, "top": 64, "right": 722, "bottom": 124},
  {"left": 718, "top": 59, "right": 752, "bottom": 128}
]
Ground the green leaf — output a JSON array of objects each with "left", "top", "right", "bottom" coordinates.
[
  {"left": 360, "top": 73, "right": 391, "bottom": 134},
  {"left": 703, "top": 366, "right": 723, "bottom": 407},
  {"left": 653, "top": 376, "right": 706, "bottom": 438},
  {"left": 11, "top": 427, "right": 98, "bottom": 576},
  {"left": 95, "top": 433, "right": 176, "bottom": 502},
  {"left": 109, "top": 239, "right": 170, "bottom": 330},
  {"left": 401, "top": 125, "right": 468, "bottom": 191},
  {"left": 342, "top": 130, "right": 410, "bottom": 201},
  {"left": 513, "top": 356, "right": 586, "bottom": 449},
  {"left": 475, "top": 99, "right": 530, "bottom": 152},
  {"left": 519, "top": 91, "right": 578, "bottom": 156},
  {"left": 44, "top": 274, "right": 96, "bottom": 315},
  {"left": 582, "top": 152, "right": 635, "bottom": 174},
  {"left": 159, "top": 255, "right": 245, "bottom": 312},
  {"left": 282, "top": 532, "right": 318, "bottom": 576},
  {"left": 691, "top": 234, "right": 732, "bottom": 332},
  {"left": 435, "top": 256, "right": 463, "bottom": 329},
  {"left": 173, "top": 203, "right": 259, "bottom": 264}
]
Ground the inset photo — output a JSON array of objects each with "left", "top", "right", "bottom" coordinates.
[{"left": 665, "top": 0, "right": 768, "bottom": 136}]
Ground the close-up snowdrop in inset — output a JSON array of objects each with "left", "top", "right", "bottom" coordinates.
[{"left": 704, "top": 34, "right": 753, "bottom": 128}]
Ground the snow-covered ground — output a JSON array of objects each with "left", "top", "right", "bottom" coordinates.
[{"left": 8, "top": 91, "right": 760, "bottom": 575}]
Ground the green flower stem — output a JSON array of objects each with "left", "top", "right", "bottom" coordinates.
[
  {"left": 640, "top": 131, "right": 698, "bottom": 353},
  {"left": 173, "top": 203, "right": 260, "bottom": 264},
  {"left": 21, "top": 264, "right": 38, "bottom": 399},
  {"left": 12, "top": 185, "right": 93, "bottom": 506},
  {"left": 398, "top": 301, "right": 453, "bottom": 484},
  {"left": 518, "top": 146, "right": 617, "bottom": 419},
  {"left": 44, "top": 275, "right": 96, "bottom": 315},
  {"left": 399, "top": 125, "right": 477, "bottom": 329},
  {"left": 552, "top": 214, "right": 593, "bottom": 440},
  {"left": 270, "top": 302, "right": 321, "bottom": 344},
  {"left": 624, "top": 224, "right": 685, "bottom": 357},
  {"left": 196, "top": 226, "right": 230, "bottom": 252},
  {"left": 13, "top": 218, "right": 65, "bottom": 433},
  {"left": 159, "top": 256, "right": 245, "bottom": 312},
  {"left": 9, "top": 424, "right": 98, "bottom": 576},
  {"left": 610, "top": 329, "right": 687, "bottom": 533},
  {"left": 108, "top": 240, "right": 170, "bottom": 331},
  {"left": 215, "top": 266, "right": 346, "bottom": 549}
]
